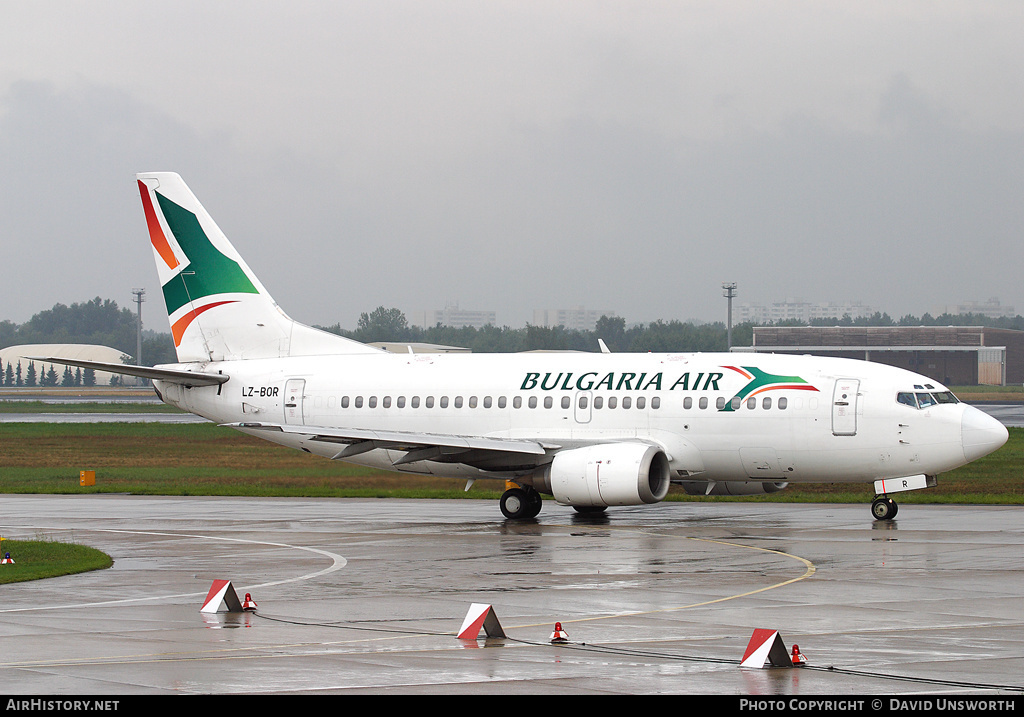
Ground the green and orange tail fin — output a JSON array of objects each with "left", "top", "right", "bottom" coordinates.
[{"left": 136, "top": 172, "right": 377, "bottom": 362}]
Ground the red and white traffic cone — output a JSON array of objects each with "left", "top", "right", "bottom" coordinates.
[
  {"left": 790, "top": 644, "right": 807, "bottom": 666},
  {"left": 242, "top": 593, "right": 258, "bottom": 611},
  {"left": 549, "top": 622, "right": 569, "bottom": 644}
]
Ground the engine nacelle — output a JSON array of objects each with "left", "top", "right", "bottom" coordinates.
[
  {"left": 678, "top": 481, "right": 789, "bottom": 496},
  {"left": 532, "top": 443, "right": 672, "bottom": 508}
]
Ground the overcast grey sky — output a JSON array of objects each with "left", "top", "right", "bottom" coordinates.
[{"left": 2, "top": 2, "right": 1022, "bottom": 333}]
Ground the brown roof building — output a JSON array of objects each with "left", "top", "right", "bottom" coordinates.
[{"left": 742, "top": 326, "right": 1024, "bottom": 386}]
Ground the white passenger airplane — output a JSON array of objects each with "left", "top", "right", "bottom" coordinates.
[{"left": 36, "top": 172, "right": 1009, "bottom": 521}]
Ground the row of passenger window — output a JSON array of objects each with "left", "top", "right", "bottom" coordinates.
[
  {"left": 338, "top": 395, "right": 663, "bottom": 410},
  {"left": 685, "top": 396, "right": 789, "bottom": 410},
  {"left": 331, "top": 394, "right": 790, "bottom": 411}
]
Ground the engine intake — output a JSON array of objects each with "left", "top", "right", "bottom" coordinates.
[{"left": 532, "top": 443, "right": 672, "bottom": 508}]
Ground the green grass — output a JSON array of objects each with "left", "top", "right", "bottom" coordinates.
[
  {"left": 0, "top": 539, "right": 113, "bottom": 584},
  {"left": 950, "top": 385, "right": 1024, "bottom": 402},
  {"left": 0, "top": 422, "right": 501, "bottom": 499},
  {"left": 0, "top": 400, "right": 183, "bottom": 414},
  {"left": 0, "top": 422, "right": 1020, "bottom": 504}
]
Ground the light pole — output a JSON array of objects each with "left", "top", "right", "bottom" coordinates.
[
  {"left": 132, "top": 288, "right": 145, "bottom": 367},
  {"left": 722, "top": 282, "right": 737, "bottom": 350}
]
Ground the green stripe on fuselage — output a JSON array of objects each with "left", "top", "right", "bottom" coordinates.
[{"left": 157, "top": 191, "right": 258, "bottom": 315}]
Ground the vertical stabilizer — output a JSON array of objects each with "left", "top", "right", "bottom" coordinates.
[{"left": 136, "top": 172, "right": 377, "bottom": 362}]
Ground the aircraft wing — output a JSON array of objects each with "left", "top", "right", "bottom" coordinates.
[
  {"left": 23, "top": 356, "right": 228, "bottom": 387},
  {"left": 225, "top": 421, "right": 556, "bottom": 471}
]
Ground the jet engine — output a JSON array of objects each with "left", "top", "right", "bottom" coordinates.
[
  {"left": 531, "top": 443, "right": 672, "bottom": 508},
  {"left": 678, "top": 481, "right": 789, "bottom": 496}
]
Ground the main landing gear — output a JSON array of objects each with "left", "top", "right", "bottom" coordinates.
[
  {"left": 500, "top": 486, "right": 543, "bottom": 520},
  {"left": 871, "top": 495, "right": 899, "bottom": 521}
]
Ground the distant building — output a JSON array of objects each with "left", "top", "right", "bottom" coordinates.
[
  {"left": 741, "top": 326, "right": 1024, "bottom": 386},
  {"left": 532, "top": 307, "right": 617, "bottom": 333},
  {"left": 736, "top": 299, "right": 875, "bottom": 324},
  {"left": 935, "top": 298, "right": 1015, "bottom": 319},
  {"left": 0, "top": 344, "right": 130, "bottom": 386},
  {"left": 411, "top": 303, "right": 497, "bottom": 330}
]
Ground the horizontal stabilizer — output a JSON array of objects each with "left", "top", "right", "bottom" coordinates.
[{"left": 24, "top": 356, "right": 228, "bottom": 387}]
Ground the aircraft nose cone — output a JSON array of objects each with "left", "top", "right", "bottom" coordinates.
[{"left": 961, "top": 405, "right": 1009, "bottom": 462}]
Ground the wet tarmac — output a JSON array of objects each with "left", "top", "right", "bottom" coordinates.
[
  {"left": 0, "top": 496, "right": 1021, "bottom": 695},
  {"left": 975, "top": 403, "right": 1024, "bottom": 428}
]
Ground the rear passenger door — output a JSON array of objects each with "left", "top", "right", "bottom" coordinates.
[{"left": 284, "top": 378, "right": 306, "bottom": 425}]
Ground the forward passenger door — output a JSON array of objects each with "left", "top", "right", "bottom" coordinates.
[{"left": 831, "top": 379, "right": 860, "bottom": 436}]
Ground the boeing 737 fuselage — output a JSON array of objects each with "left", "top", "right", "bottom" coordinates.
[{"left": 35, "top": 173, "right": 1009, "bottom": 521}]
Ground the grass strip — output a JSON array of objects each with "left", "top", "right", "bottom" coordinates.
[
  {"left": 0, "top": 539, "right": 113, "bottom": 585},
  {"left": 0, "top": 423, "right": 1020, "bottom": 504},
  {"left": 0, "top": 400, "right": 183, "bottom": 414}
]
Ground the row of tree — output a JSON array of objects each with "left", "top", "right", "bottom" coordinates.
[
  {"left": 0, "top": 358, "right": 96, "bottom": 387},
  {"left": 318, "top": 306, "right": 1024, "bottom": 354},
  {"left": 5, "top": 298, "right": 1024, "bottom": 363},
  {"left": 0, "top": 297, "right": 176, "bottom": 365},
  {"left": 316, "top": 307, "right": 741, "bottom": 352}
]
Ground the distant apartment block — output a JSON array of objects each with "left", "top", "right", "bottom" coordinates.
[
  {"left": 736, "top": 299, "right": 875, "bottom": 324},
  {"left": 935, "top": 298, "right": 1015, "bottom": 319},
  {"left": 532, "top": 306, "right": 617, "bottom": 332},
  {"left": 411, "top": 303, "right": 497, "bottom": 329}
]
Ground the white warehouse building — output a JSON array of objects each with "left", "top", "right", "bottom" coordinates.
[{"left": 0, "top": 344, "right": 131, "bottom": 386}]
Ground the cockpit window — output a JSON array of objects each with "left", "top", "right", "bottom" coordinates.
[
  {"left": 897, "top": 392, "right": 918, "bottom": 408},
  {"left": 898, "top": 389, "right": 960, "bottom": 409}
]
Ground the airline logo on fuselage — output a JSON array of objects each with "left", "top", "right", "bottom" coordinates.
[
  {"left": 521, "top": 370, "right": 719, "bottom": 392},
  {"left": 520, "top": 365, "right": 818, "bottom": 411}
]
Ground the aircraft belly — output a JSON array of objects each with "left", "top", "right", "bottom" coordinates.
[
  {"left": 699, "top": 434, "right": 888, "bottom": 484},
  {"left": 384, "top": 450, "right": 433, "bottom": 474},
  {"left": 738, "top": 447, "right": 792, "bottom": 480}
]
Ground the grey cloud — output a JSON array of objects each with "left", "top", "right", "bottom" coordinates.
[{"left": 1, "top": 33, "right": 1022, "bottom": 334}]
